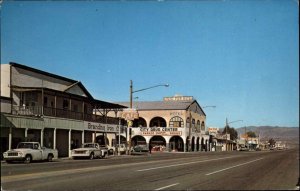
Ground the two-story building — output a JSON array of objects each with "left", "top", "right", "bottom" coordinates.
[
  {"left": 1, "top": 62, "right": 126, "bottom": 158},
  {"left": 115, "top": 95, "right": 211, "bottom": 152}
]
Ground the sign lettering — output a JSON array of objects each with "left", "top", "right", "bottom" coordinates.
[
  {"left": 170, "top": 111, "right": 183, "bottom": 116},
  {"left": 87, "top": 123, "right": 105, "bottom": 131},
  {"left": 140, "top": 127, "right": 182, "bottom": 136},
  {"left": 84, "top": 121, "right": 120, "bottom": 133},
  {"left": 120, "top": 109, "right": 139, "bottom": 120}
]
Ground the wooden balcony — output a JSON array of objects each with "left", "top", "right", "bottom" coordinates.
[{"left": 12, "top": 105, "right": 121, "bottom": 125}]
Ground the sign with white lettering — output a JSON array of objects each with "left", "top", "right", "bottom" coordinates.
[
  {"left": 164, "top": 96, "right": 193, "bottom": 101},
  {"left": 139, "top": 127, "right": 182, "bottom": 136},
  {"left": 84, "top": 121, "right": 120, "bottom": 133},
  {"left": 216, "top": 134, "right": 230, "bottom": 140}
]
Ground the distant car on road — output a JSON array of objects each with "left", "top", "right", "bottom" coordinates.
[
  {"left": 71, "top": 143, "right": 107, "bottom": 159},
  {"left": 239, "top": 146, "right": 249, "bottom": 151}
]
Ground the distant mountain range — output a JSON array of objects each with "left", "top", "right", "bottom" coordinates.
[{"left": 235, "top": 126, "right": 299, "bottom": 147}]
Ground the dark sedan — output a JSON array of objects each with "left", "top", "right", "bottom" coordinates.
[{"left": 131, "top": 145, "right": 149, "bottom": 155}]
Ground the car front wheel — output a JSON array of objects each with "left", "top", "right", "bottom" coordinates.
[
  {"left": 47, "top": 154, "right": 53, "bottom": 162},
  {"left": 89, "top": 153, "right": 94, "bottom": 160},
  {"left": 24, "top": 155, "right": 32, "bottom": 164}
]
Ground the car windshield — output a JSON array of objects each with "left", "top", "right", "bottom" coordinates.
[
  {"left": 83, "top": 144, "right": 95, "bottom": 148},
  {"left": 17, "top": 143, "right": 34, "bottom": 149}
]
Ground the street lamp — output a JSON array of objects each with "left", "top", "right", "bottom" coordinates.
[
  {"left": 202, "top": 106, "right": 216, "bottom": 109},
  {"left": 127, "top": 80, "right": 169, "bottom": 154},
  {"left": 130, "top": 80, "right": 169, "bottom": 109},
  {"left": 225, "top": 118, "right": 243, "bottom": 151}
]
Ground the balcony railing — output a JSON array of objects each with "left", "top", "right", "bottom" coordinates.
[
  {"left": 12, "top": 106, "right": 43, "bottom": 116},
  {"left": 44, "top": 107, "right": 84, "bottom": 120},
  {"left": 84, "top": 113, "right": 119, "bottom": 124},
  {"left": 12, "top": 105, "right": 120, "bottom": 125}
]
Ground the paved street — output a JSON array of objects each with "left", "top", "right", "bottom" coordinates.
[{"left": 1, "top": 149, "right": 299, "bottom": 191}]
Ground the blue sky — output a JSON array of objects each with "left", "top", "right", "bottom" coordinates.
[{"left": 1, "top": 0, "right": 299, "bottom": 128}]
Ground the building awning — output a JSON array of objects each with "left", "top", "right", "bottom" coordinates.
[{"left": 93, "top": 99, "right": 127, "bottom": 110}]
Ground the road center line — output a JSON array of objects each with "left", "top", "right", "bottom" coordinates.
[
  {"left": 206, "top": 158, "right": 264, "bottom": 176},
  {"left": 137, "top": 156, "right": 236, "bottom": 172},
  {"left": 154, "top": 183, "right": 179, "bottom": 190}
]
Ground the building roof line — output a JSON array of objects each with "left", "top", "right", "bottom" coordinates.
[
  {"left": 9, "top": 62, "right": 78, "bottom": 84},
  {"left": 9, "top": 62, "right": 94, "bottom": 100}
]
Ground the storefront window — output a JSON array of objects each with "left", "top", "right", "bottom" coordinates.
[
  {"left": 192, "top": 119, "right": 195, "bottom": 128},
  {"left": 133, "top": 117, "right": 147, "bottom": 127},
  {"left": 150, "top": 117, "right": 166, "bottom": 127},
  {"left": 197, "top": 120, "right": 200, "bottom": 131},
  {"left": 169, "top": 116, "right": 184, "bottom": 127},
  {"left": 201, "top": 121, "right": 205, "bottom": 131},
  {"left": 186, "top": 117, "right": 190, "bottom": 128}
]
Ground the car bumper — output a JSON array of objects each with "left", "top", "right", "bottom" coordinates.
[
  {"left": 71, "top": 154, "right": 90, "bottom": 158},
  {"left": 4, "top": 157, "right": 25, "bottom": 161}
]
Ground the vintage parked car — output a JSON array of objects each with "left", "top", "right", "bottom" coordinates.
[
  {"left": 3, "top": 142, "right": 58, "bottom": 163},
  {"left": 239, "top": 146, "right": 249, "bottom": 151},
  {"left": 116, "top": 144, "right": 126, "bottom": 154},
  {"left": 107, "top": 145, "right": 116, "bottom": 155},
  {"left": 71, "top": 143, "right": 108, "bottom": 159},
  {"left": 131, "top": 145, "right": 149, "bottom": 153}
]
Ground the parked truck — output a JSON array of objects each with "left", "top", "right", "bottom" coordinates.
[{"left": 3, "top": 142, "right": 58, "bottom": 163}]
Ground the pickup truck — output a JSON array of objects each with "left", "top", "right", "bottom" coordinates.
[
  {"left": 71, "top": 143, "right": 108, "bottom": 159},
  {"left": 3, "top": 142, "right": 58, "bottom": 163}
]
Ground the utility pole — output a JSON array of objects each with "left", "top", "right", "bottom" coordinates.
[
  {"left": 130, "top": 80, "right": 133, "bottom": 109},
  {"left": 226, "top": 118, "right": 228, "bottom": 151},
  {"left": 128, "top": 80, "right": 169, "bottom": 155}
]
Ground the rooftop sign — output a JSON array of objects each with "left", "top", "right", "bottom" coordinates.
[{"left": 163, "top": 95, "right": 193, "bottom": 101}]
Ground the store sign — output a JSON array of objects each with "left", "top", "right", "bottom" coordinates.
[
  {"left": 120, "top": 109, "right": 139, "bottom": 121},
  {"left": 216, "top": 134, "right": 230, "bottom": 140},
  {"left": 84, "top": 121, "right": 120, "bottom": 133},
  {"left": 208, "top": 127, "right": 219, "bottom": 135},
  {"left": 139, "top": 127, "right": 182, "bottom": 136}
]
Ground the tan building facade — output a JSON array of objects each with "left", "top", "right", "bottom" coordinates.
[{"left": 115, "top": 95, "right": 211, "bottom": 152}]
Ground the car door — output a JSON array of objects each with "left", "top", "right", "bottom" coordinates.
[
  {"left": 94, "top": 144, "right": 101, "bottom": 157},
  {"left": 41, "top": 147, "right": 49, "bottom": 160},
  {"left": 32, "top": 143, "right": 43, "bottom": 160}
]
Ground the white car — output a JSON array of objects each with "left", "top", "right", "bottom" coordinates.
[
  {"left": 71, "top": 143, "right": 107, "bottom": 159},
  {"left": 107, "top": 145, "right": 116, "bottom": 155},
  {"left": 116, "top": 144, "right": 126, "bottom": 154},
  {"left": 3, "top": 142, "right": 58, "bottom": 163}
]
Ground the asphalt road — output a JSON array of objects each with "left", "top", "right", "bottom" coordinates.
[{"left": 1, "top": 148, "right": 299, "bottom": 191}]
